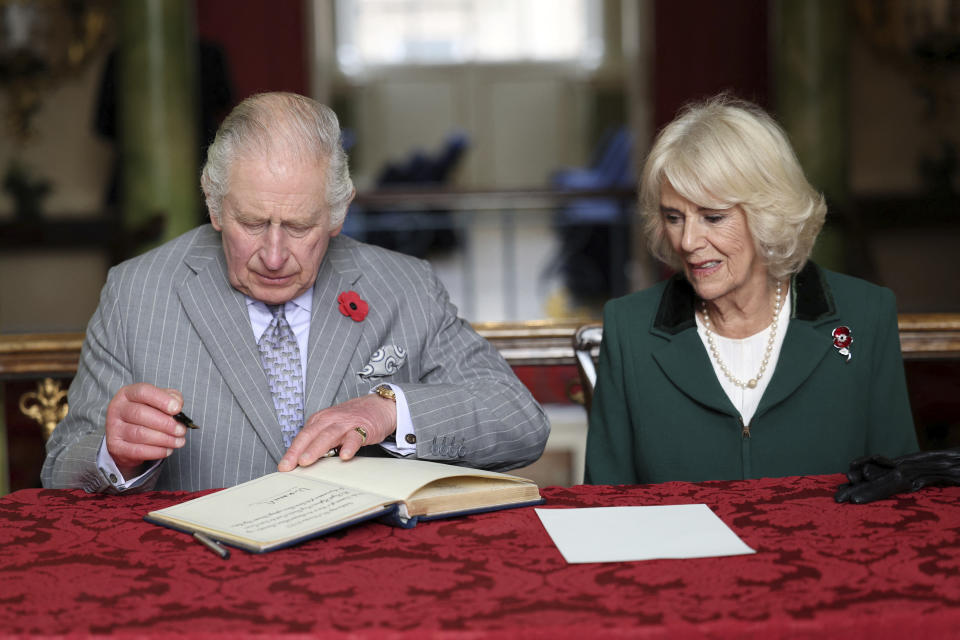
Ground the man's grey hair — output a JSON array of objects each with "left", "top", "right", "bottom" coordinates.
[{"left": 201, "top": 92, "right": 354, "bottom": 227}]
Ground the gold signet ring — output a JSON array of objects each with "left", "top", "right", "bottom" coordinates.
[{"left": 353, "top": 425, "right": 368, "bottom": 445}]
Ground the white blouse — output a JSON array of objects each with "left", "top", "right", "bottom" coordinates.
[{"left": 695, "top": 294, "right": 792, "bottom": 427}]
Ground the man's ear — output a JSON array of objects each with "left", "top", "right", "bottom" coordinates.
[
  {"left": 206, "top": 191, "right": 222, "bottom": 231},
  {"left": 330, "top": 188, "right": 357, "bottom": 238},
  {"left": 201, "top": 175, "right": 221, "bottom": 230}
]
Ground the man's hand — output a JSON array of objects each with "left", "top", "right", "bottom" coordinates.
[
  {"left": 105, "top": 383, "right": 187, "bottom": 478},
  {"left": 279, "top": 394, "right": 397, "bottom": 471}
]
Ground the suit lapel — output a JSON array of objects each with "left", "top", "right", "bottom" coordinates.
[
  {"left": 178, "top": 245, "right": 287, "bottom": 464},
  {"left": 756, "top": 264, "right": 839, "bottom": 416},
  {"left": 650, "top": 275, "right": 736, "bottom": 416},
  {"left": 756, "top": 319, "right": 834, "bottom": 415},
  {"left": 652, "top": 329, "right": 738, "bottom": 416},
  {"left": 304, "top": 237, "right": 366, "bottom": 417},
  {"left": 649, "top": 263, "right": 838, "bottom": 420}
]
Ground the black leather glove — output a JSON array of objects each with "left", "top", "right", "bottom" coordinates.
[{"left": 834, "top": 448, "right": 960, "bottom": 504}]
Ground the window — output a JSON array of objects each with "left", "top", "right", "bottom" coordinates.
[{"left": 335, "top": 0, "right": 603, "bottom": 74}]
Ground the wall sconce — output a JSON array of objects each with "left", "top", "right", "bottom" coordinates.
[{"left": 0, "top": 0, "right": 111, "bottom": 141}]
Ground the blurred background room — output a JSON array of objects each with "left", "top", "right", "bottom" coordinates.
[{"left": 2, "top": 0, "right": 959, "bottom": 493}]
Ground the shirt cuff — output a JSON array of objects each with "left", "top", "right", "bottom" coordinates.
[
  {"left": 96, "top": 437, "right": 161, "bottom": 491},
  {"left": 371, "top": 383, "right": 416, "bottom": 455}
]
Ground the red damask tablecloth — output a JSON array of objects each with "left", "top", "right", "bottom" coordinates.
[{"left": 1, "top": 475, "right": 959, "bottom": 639}]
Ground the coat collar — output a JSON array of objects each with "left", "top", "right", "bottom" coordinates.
[
  {"left": 652, "top": 261, "right": 835, "bottom": 335},
  {"left": 649, "top": 261, "right": 841, "bottom": 420}
]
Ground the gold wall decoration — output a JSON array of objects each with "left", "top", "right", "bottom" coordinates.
[
  {"left": 0, "top": 0, "right": 112, "bottom": 141},
  {"left": 18, "top": 376, "right": 68, "bottom": 440},
  {"left": 853, "top": 0, "right": 960, "bottom": 63},
  {"left": 852, "top": 0, "right": 960, "bottom": 192}
]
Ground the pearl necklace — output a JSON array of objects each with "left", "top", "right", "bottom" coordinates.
[{"left": 701, "top": 281, "right": 782, "bottom": 390}]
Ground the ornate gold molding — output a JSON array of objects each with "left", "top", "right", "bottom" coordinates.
[
  {"left": 0, "top": 333, "right": 83, "bottom": 375},
  {"left": 474, "top": 320, "right": 590, "bottom": 365},
  {"left": 0, "top": 314, "right": 958, "bottom": 378},
  {"left": 18, "top": 377, "right": 68, "bottom": 440},
  {"left": 898, "top": 313, "right": 960, "bottom": 359}
]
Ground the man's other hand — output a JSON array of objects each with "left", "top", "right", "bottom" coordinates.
[
  {"left": 279, "top": 394, "right": 397, "bottom": 471},
  {"left": 105, "top": 383, "right": 187, "bottom": 478}
]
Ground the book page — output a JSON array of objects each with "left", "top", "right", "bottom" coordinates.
[
  {"left": 405, "top": 476, "right": 541, "bottom": 515},
  {"left": 150, "top": 473, "right": 393, "bottom": 546},
  {"left": 289, "top": 456, "right": 532, "bottom": 502}
]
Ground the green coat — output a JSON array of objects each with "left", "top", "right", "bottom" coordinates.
[{"left": 584, "top": 262, "right": 919, "bottom": 485}]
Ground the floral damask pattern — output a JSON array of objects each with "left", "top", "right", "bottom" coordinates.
[{"left": 2, "top": 476, "right": 959, "bottom": 638}]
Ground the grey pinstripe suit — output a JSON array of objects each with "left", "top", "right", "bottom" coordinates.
[{"left": 41, "top": 225, "right": 550, "bottom": 492}]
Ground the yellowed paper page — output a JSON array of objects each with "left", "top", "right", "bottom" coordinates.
[
  {"left": 289, "top": 456, "right": 531, "bottom": 502},
  {"left": 152, "top": 473, "right": 392, "bottom": 547}
]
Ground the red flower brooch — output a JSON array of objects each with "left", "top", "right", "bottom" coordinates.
[
  {"left": 338, "top": 291, "right": 368, "bottom": 322},
  {"left": 832, "top": 326, "right": 853, "bottom": 362}
]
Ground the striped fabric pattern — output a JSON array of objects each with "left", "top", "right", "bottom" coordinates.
[{"left": 41, "top": 226, "right": 550, "bottom": 492}]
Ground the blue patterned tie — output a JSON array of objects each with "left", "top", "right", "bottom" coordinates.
[{"left": 258, "top": 304, "right": 304, "bottom": 448}]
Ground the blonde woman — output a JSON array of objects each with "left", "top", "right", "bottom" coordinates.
[{"left": 585, "top": 96, "right": 918, "bottom": 484}]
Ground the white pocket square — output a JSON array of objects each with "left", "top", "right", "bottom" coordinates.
[{"left": 359, "top": 345, "right": 407, "bottom": 378}]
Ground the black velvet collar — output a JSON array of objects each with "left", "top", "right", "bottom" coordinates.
[{"left": 652, "top": 261, "right": 835, "bottom": 335}]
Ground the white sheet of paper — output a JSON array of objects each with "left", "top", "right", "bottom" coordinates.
[{"left": 535, "top": 504, "right": 756, "bottom": 563}]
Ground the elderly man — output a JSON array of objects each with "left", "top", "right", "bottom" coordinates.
[{"left": 42, "top": 92, "right": 549, "bottom": 493}]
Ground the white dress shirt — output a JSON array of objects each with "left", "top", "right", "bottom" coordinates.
[
  {"left": 245, "top": 290, "right": 417, "bottom": 456},
  {"left": 695, "top": 294, "right": 792, "bottom": 427}
]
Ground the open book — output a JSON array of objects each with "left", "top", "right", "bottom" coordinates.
[{"left": 145, "top": 457, "right": 543, "bottom": 553}]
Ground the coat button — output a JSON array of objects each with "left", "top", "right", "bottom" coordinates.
[
  {"left": 404, "top": 433, "right": 417, "bottom": 444},
  {"left": 109, "top": 473, "right": 118, "bottom": 483}
]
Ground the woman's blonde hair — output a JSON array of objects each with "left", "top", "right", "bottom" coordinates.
[{"left": 639, "top": 95, "right": 826, "bottom": 281}]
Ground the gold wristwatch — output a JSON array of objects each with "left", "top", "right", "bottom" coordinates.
[{"left": 373, "top": 384, "right": 397, "bottom": 402}]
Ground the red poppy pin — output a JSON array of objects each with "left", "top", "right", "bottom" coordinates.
[
  {"left": 832, "top": 326, "right": 853, "bottom": 362},
  {"left": 338, "top": 291, "right": 369, "bottom": 322}
]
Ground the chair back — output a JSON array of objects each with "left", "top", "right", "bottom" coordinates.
[{"left": 573, "top": 323, "right": 603, "bottom": 414}]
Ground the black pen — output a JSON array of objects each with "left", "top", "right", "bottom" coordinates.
[
  {"left": 193, "top": 532, "right": 230, "bottom": 559},
  {"left": 173, "top": 411, "right": 200, "bottom": 430}
]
